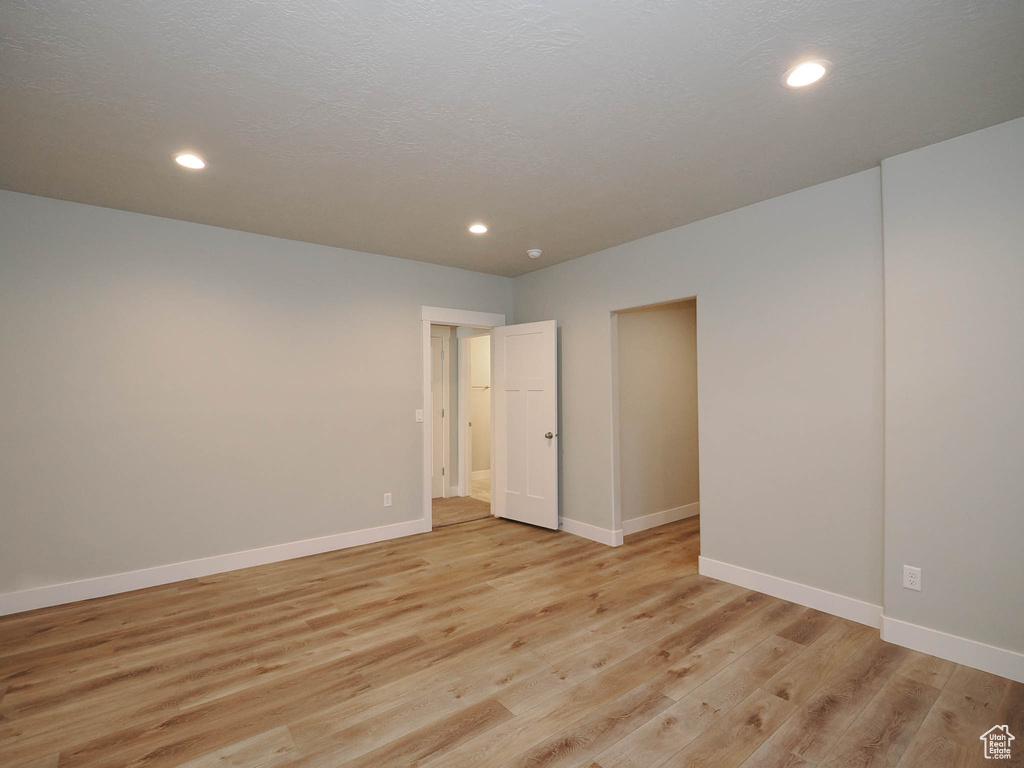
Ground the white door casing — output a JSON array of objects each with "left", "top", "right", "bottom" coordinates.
[
  {"left": 458, "top": 334, "right": 472, "bottom": 497},
  {"left": 430, "top": 335, "right": 445, "bottom": 498},
  {"left": 457, "top": 326, "right": 490, "bottom": 497},
  {"left": 493, "top": 320, "right": 559, "bottom": 530}
]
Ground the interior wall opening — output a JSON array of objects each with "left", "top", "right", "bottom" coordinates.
[
  {"left": 467, "top": 332, "right": 492, "bottom": 505},
  {"left": 430, "top": 325, "right": 493, "bottom": 529},
  {"left": 614, "top": 298, "right": 700, "bottom": 549}
]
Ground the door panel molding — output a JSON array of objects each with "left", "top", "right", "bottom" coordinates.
[{"left": 493, "top": 320, "right": 559, "bottom": 530}]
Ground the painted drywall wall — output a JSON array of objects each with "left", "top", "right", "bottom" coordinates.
[
  {"left": 616, "top": 301, "right": 699, "bottom": 521},
  {"left": 515, "top": 169, "right": 884, "bottom": 606},
  {"left": 469, "top": 334, "right": 491, "bottom": 473},
  {"left": 0, "top": 190, "right": 513, "bottom": 594},
  {"left": 882, "top": 117, "right": 1024, "bottom": 654}
]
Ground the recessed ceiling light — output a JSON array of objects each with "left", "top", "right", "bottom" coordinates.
[
  {"left": 784, "top": 60, "right": 830, "bottom": 88},
  {"left": 468, "top": 223, "right": 488, "bottom": 234},
  {"left": 174, "top": 152, "right": 206, "bottom": 170}
]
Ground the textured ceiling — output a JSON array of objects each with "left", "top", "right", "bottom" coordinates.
[{"left": 2, "top": 1, "right": 1023, "bottom": 277}]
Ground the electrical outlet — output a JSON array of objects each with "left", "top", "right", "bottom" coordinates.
[
  {"left": 903, "top": 565, "right": 921, "bottom": 591},
  {"left": 383, "top": 493, "right": 392, "bottom": 507}
]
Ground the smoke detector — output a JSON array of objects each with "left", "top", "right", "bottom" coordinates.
[{"left": 527, "top": 249, "right": 542, "bottom": 259}]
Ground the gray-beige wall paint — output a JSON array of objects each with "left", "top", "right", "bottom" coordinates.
[
  {"left": 616, "top": 301, "right": 699, "bottom": 522},
  {"left": 515, "top": 169, "right": 885, "bottom": 607},
  {"left": 882, "top": 117, "right": 1024, "bottom": 654},
  {"left": 0, "top": 190, "right": 513, "bottom": 594}
]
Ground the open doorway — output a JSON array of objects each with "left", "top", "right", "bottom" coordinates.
[
  {"left": 466, "top": 332, "right": 491, "bottom": 505},
  {"left": 429, "top": 324, "right": 494, "bottom": 529},
  {"left": 421, "top": 307, "right": 559, "bottom": 533},
  {"left": 613, "top": 299, "right": 700, "bottom": 548}
]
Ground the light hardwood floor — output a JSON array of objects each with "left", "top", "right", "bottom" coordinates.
[{"left": 1, "top": 517, "right": 1020, "bottom": 768}]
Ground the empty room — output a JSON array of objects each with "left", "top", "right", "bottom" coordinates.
[{"left": 1, "top": 2, "right": 1023, "bottom": 767}]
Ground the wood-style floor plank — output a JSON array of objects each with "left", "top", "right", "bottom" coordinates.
[
  {"left": 895, "top": 668, "right": 1024, "bottom": 768},
  {"left": 762, "top": 619, "right": 875, "bottom": 706},
  {"left": 768, "top": 637, "right": 911, "bottom": 763},
  {"left": 175, "top": 726, "right": 297, "bottom": 768},
  {"left": 740, "top": 741, "right": 814, "bottom": 768},
  {"left": 502, "top": 683, "right": 674, "bottom": 768},
  {"left": 658, "top": 688, "right": 797, "bottom": 768},
  {"left": 593, "top": 634, "right": 804, "bottom": 768},
  {"left": 817, "top": 672, "right": 940, "bottom": 767},
  {"left": 1, "top": 516, "right": 1020, "bottom": 768},
  {"left": 895, "top": 650, "right": 956, "bottom": 690},
  {"left": 337, "top": 697, "right": 513, "bottom": 768},
  {"left": 286, "top": 652, "right": 548, "bottom": 764},
  {"left": 12, "top": 754, "right": 62, "bottom": 768}
]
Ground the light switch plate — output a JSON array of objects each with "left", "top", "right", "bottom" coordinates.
[{"left": 415, "top": 410, "right": 423, "bottom": 423}]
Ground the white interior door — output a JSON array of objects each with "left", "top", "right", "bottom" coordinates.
[
  {"left": 430, "top": 336, "right": 444, "bottom": 498},
  {"left": 493, "top": 320, "right": 558, "bottom": 529}
]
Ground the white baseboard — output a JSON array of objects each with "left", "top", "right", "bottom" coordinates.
[
  {"left": 0, "top": 517, "right": 432, "bottom": 617},
  {"left": 471, "top": 470, "right": 491, "bottom": 480},
  {"left": 881, "top": 616, "right": 1024, "bottom": 685},
  {"left": 698, "top": 556, "right": 882, "bottom": 629},
  {"left": 560, "top": 517, "right": 624, "bottom": 547},
  {"left": 623, "top": 502, "right": 699, "bottom": 536}
]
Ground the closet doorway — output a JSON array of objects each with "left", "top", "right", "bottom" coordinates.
[{"left": 613, "top": 299, "right": 700, "bottom": 544}]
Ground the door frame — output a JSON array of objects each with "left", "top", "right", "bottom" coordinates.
[
  {"left": 421, "top": 307, "right": 505, "bottom": 527},
  {"left": 609, "top": 296, "right": 699, "bottom": 543},
  {"left": 458, "top": 334, "right": 471, "bottom": 498},
  {"left": 457, "top": 327, "right": 491, "bottom": 497},
  {"left": 429, "top": 327, "right": 452, "bottom": 499}
]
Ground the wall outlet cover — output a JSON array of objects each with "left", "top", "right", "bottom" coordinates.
[
  {"left": 902, "top": 565, "right": 921, "bottom": 591},
  {"left": 383, "top": 493, "right": 392, "bottom": 507}
]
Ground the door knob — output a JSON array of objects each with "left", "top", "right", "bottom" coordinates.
[{"left": 545, "top": 432, "right": 554, "bottom": 439}]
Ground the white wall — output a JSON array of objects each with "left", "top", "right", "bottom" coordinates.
[
  {"left": 0, "top": 191, "right": 513, "bottom": 595},
  {"left": 882, "top": 116, "right": 1024, "bottom": 655},
  {"left": 515, "top": 169, "right": 885, "bottom": 607},
  {"left": 616, "top": 301, "right": 699, "bottom": 522}
]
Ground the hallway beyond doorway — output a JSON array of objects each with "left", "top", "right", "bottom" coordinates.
[
  {"left": 471, "top": 472, "right": 490, "bottom": 504},
  {"left": 432, "top": 495, "right": 490, "bottom": 528}
]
